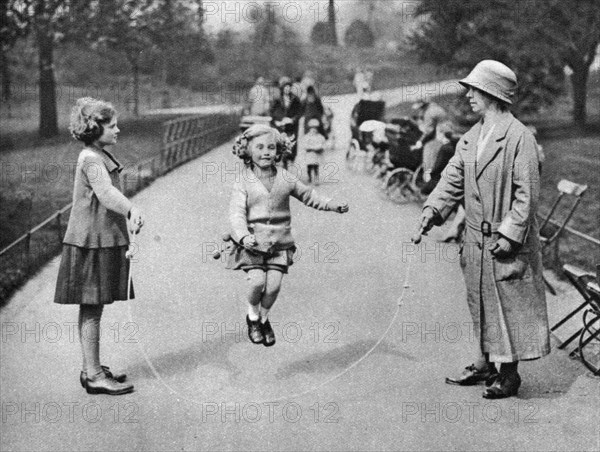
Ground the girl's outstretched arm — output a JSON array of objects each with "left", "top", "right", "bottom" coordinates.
[
  {"left": 291, "top": 177, "right": 349, "bottom": 213},
  {"left": 229, "top": 181, "right": 251, "bottom": 242}
]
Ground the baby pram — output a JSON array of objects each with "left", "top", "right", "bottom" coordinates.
[
  {"left": 346, "top": 99, "right": 386, "bottom": 171},
  {"left": 239, "top": 115, "right": 273, "bottom": 133},
  {"left": 381, "top": 117, "right": 425, "bottom": 203}
]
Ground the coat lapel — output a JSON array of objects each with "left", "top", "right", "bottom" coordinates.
[
  {"left": 461, "top": 122, "right": 481, "bottom": 163},
  {"left": 101, "top": 149, "right": 124, "bottom": 173},
  {"left": 475, "top": 113, "right": 514, "bottom": 179}
]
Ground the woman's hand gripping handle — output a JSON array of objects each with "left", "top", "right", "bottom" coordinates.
[{"left": 412, "top": 207, "right": 436, "bottom": 244}]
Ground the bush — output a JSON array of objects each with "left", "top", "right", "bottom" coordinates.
[
  {"left": 311, "top": 22, "right": 336, "bottom": 46},
  {"left": 344, "top": 20, "right": 375, "bottom": 48}
]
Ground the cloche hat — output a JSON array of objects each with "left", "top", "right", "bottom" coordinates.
[{"left": 459, "top": 60, "right": 517, "bottom": 104}]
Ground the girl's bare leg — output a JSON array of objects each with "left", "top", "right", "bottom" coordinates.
[
  {"left": 79, "top": 305, "right": 104, "bottom": 378},
  {"left": 260, "top": 270, "right": 284, "bottom": 321},
  {"left": 246, "top": 269, "right": 266, "bottom": 320}
]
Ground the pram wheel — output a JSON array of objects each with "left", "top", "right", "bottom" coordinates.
[{"left": 384, "top": 168, "right": 414, "bottom": 203}]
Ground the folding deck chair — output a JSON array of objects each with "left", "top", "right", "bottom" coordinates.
[
  {"left": 558, "top": 264, "right": 600, "bottom": 375},
  {"left": 539, "top": 179, "right": 588, "bottom": 295}
]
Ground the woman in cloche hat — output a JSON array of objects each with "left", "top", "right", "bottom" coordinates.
[{"left": 413, "top": 60, "right": 550, "bottom": 399}]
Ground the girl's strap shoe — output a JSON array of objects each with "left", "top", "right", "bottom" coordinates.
[
  {"left": 85, "top": 374, "right": 134, "bottom": 395},
  {"left": 246, "top": 315, "right": 264, "bottom": 344},
  {"left": 261, "top": 319, "right": 276, "bottom": 347},
  {"left": 80, "top": 365, "right": 127, "bottom": 388}
]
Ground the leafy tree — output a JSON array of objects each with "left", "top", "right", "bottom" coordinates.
[
  {"left": 1, "top": 2, "right": 29, "bottom": 111},
  {"left": 215, "top": 28, "right": 234, "bottom": 49},
  {"left": 69, "top": 0, "right": 200, "bottom": 115},
  {"left": 310, "top": 0, "right": 338, "bottom": 46},
  {"left": 310, "top": 22, "right": 331, "bottom": 46},
  {"left": 4, "top": 0, "right": 74, "bottom": 137},
  {"left": 535, "top": 0, "right": 600, "bottom": 123},
  {"left": 249, "top": 4, "right": 303, "bottom": 80},
  {"left": 345, "top": 20, "right": 374, "bottom": 48},
  {"left": 148, "top": 0, "right": 212, "bottom": 87},
  {"left": 409, "top": 0, "right": 600, "bottom": 123}
]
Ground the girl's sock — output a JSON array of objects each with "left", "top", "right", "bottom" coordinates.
[
  {"left": 259, "top": 306, "right": 270, "bottom": 324},
  {"left": 79, "top": 305, "right": 104, "bottom": 378},
  {"left": 248, "top": 304, "right": 260, "bottom": 321},
  {"left": 78, "top": 308, "right": 87, "bottom": 371}
]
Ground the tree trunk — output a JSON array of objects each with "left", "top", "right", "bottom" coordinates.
[
  {"left": 328, "top": 0, "right": 338, "bottom": 46},
  {"left": 36, "top": 19, "right": 58, "bottom": 138},
  {"left": 570, "top": 64, "right": 589, "bottom": 125},
  {"left": 197, "top": 0, "right": 204, "bottom": 35},
  {"left": 132, "top": 59, "right": 140, "bottom": 116},
  {"left": 1, "top": 49, "right": 12, "bottom": 117}
]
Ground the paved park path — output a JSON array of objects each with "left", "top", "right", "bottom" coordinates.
[{"left": 1, "top": 86, "right": 598, "bottom": 451}]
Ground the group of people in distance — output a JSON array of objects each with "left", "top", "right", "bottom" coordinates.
[
  {"left": 247, "top": 72, "right": 333, "bottom": 183},
  {"left": 54, "top": 60, "right": 550, "bottom": 401}
]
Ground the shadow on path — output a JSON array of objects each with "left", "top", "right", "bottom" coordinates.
[
  {"left": 275, "top": 339, "right": 417, "bottom": 380},
  {"left": 124, "top": 335, "right": 242, "bottom": 381},
  {"left": 519, "top": 340, "right": 595, "bottom": 400}
]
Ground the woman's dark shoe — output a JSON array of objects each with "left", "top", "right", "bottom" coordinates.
[
  {"left": 261, "top": 319, "right": 276, "bottom": 347},
  {"left": 482, "top": 372, "right": 521, "bottom": 399},
  {"left": 445, "top": 363, "right": 499, "bottom": 386},
  {"left": 246, "top": 315, "right": 264, "bottom": 344},
  {"left": 80, "top": 365, "right": 127, "bottom": 388},
  {"left": 85, "top": 373, "right": 134, "bottom": 395}
]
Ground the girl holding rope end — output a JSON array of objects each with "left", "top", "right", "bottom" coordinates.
[
  {"left": 54, "top": 97, "right": 144, "bottom": 395},
  {"left": 413, "top": 60, "right": 550, "bottom": 399},
  {"left": 227, "top": 124, "right": 349, "bottom": 347}
]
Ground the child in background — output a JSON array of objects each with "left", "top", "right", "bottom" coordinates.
[
  {"left": 422, "top": 120, "right": 454, "bottom": 185},
  {"left": 303, "top": 118, "right": 327, "bottom": 185},
  {"left": 54, "top": 97, "right": 144, "bottom": 395},
  {"left": 227, "top": 124, "right": 348, "bottom": 346}
]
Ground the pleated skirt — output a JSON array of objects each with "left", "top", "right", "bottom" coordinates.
[{"left": 54, "top": 244, "right": 134, "bottom": 305}]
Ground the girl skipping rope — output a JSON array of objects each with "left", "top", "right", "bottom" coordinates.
[{"left": 226, "top": 124, "right": 349, "bottom": 346}]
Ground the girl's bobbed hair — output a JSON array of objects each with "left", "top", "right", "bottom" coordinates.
[
  {"left": 69, "top": 97, "right": 116, "bottom": 144},
  {"left": 232, "top": 124, "right": 294, "bottom": 165}
]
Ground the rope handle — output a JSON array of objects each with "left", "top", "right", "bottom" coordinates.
[{"left": 126, "top": 227, "right": 139, "bottom": 301}]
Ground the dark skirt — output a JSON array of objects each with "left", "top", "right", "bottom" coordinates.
[
  {"left": 54, "top": 244, "right": 133, "bottom": 305},
  {"left": 226, "top": 245, "right": 294, "bottom": 274}
]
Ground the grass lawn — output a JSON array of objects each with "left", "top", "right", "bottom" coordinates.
[{"left": 0, "top": 115, "right": 179, "bottom": 249}]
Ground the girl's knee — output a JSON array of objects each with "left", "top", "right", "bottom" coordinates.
[
  {"left": 264, "top": 272, "right": 283, "bottom": 296},
  {"left": 80, "top": 304, "right": 103, "bottom": 318},
  {"left": 264, "top": 284, "right": 281, "bottom": 298},
  {"left": 247, "top": 270, "right": 266, "bottom": 291}
]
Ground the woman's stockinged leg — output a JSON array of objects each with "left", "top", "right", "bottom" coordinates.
[
  {"left": 79, "top": 304, "right": 104, "bottom": 378},
  {"left": 474, "top": 351, "right": 490, "bottom": 370},
  {"left": 246, "top": 269, "right": 266, "bottom": 320},
  {"left": 500, "top": 361, "right": 519, "bottom": 376}
]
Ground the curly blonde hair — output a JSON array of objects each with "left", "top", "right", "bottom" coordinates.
[
  {"left": 232, "top": 124, "right": 294, "bottom": 165},
  {"left": 69, "top": 97, "right": 116, "bottom": 144}
]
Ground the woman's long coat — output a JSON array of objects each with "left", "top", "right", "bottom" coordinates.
[{"left": 424, "top": 112, "right": 551, "bottom": 362}]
